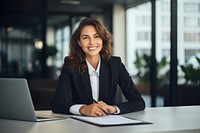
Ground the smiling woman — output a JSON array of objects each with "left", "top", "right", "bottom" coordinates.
[{"left": 51, "top": 18, "right": 145, "bottom": 117}]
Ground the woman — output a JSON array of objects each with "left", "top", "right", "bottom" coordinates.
[{"left": 51, "top": 18, "right": 145, "bottom": 117}]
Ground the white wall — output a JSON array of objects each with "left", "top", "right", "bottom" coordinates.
[{"left": 113, "top": 4, "right": 126, "bottom": 64}]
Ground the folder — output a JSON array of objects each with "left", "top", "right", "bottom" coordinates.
[{"left": 71, "top": 115, "right": 152, "bottom": 127}]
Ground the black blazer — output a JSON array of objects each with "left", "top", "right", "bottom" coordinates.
[{"left": 51, "top": 56, "right": 145, "bottom": 114}]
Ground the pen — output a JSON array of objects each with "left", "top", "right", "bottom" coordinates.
[{"left": 93, "top": 99, "right": 98, "bottom": 104}]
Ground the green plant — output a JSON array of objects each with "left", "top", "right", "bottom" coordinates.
[
  {"left": 46, "top": 45, "right": 58, "bottom": 57},
  {"left": 134, "top": 52, "right": 150, "bottom": 82},
  {"left": 180, "top": 56, "right": 200, "bottom": 84},
  {"left": 133, "top": 51, "right": 169, "bottom": 85}
]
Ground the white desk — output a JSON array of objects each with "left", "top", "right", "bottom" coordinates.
[{"left": 0, "top": 106, "right": 200, "bottom": 133}]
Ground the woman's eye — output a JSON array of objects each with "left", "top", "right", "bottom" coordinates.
[
  {"left": 94, "top": 35, "right": 100, "bottom": 38},
  {"left": 82, "top": 36, "right": 88, "bottom": 40}
]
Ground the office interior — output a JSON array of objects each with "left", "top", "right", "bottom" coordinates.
[{"left": 0, "top": 0, "right": 200, "bottom": 110}]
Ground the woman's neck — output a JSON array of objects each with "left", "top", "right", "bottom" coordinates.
[{"left": 86, "top": 55, "right": 100, "bottom": 70}]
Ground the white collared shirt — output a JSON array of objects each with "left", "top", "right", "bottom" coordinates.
[{"left": 85, "top": 58, "right": 100, "bottom": 101}]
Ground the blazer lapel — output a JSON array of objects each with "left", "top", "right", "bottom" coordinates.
[
  {"left": 99, "top": 60, "right": 110, "bottom": 101},
  {"left": 81, "top": 71, "right": 93, "bottom": 103}
]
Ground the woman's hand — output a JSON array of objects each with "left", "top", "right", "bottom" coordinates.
[
  {"left": 97, "top": 101, "right": 117, "bottom": 114},
  {"left": 79, "top": 101, "right": 117, "bottom": 117}
]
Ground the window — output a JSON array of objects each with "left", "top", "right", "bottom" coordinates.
[
  {"left": 184, "top": 3, "right": 199, "bottom": 13},
  {"left": 126, "top": 2, "right": 153, "bottom": 107},
  {"left": 126, "top": 2, "right": 151, "bottom": 75},
  {"left": 162, "top": 16, "right": 170, "bottom": 27},
  {"left": 184, "top": 33, "right": 200, "bottom": 42},
  {"left": 199, "top": 18, "right": 200, "bottom": 27},
  {"left": 161, "top": 1, "right": 170, "bottom": 12},
  {"left": 136, "top": 3, "right": 151, "bottom": 11},
  {"left": 137, "top": 49, "right": 151, "bottom": 56},
  {"left": 162, "top": 49, "right": 170, "bottom": 58},
  {"left": 55, "top": 26, "right": 70, "bottom": 68},
  {"left": 185, "top": 49, "right": 200, "bottom": 62},
  {"left": 184, "top": 17, "right": 199, "bottom": 28},
  {"left": 137, "top": 32, "right": 151, "bottom": 41},
  {"left": 162, "top": 32, "right": 170, "bottom": 42},
  {"left": 137, "top": 16, "right": 151, "bottom": 26}
]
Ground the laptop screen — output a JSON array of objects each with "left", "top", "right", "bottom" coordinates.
[{"left": 0, "top": 78, "right": 37, "bottom": 121}]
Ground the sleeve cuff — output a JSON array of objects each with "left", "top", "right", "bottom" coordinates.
[
  {"left": 69, "top": 104, "right": 85, "bottom": 115},
  {"left": 114, "top": 106, "right": 121, "bottom": 114}
]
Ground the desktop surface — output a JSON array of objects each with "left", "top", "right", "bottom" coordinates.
[{"left": 0, "top": 106, "right": 200, "bottom": 133}]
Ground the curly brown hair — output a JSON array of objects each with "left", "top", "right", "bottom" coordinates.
[{"left": 67, "top": 18, "right": 112, "bottom": 73}]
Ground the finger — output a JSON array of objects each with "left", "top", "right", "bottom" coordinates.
[
  {"left": 92, "top": 102, "right": 108, "bottom": 116},
  {"left": 107, "top": 105, "right": 117, "bottom": 114},
  {"left": 91, "top": 112, "right": 99, "bottom": 117},
  {"left": 100, "top": 105, "right": 109, "bottom": 114},
  {"left": 94, "top": 110, "right": 106, "bottom": 117},
  {"left": 97, "top": 101, "right": 107, "bottom": 105},
  {"left": 96, "top": 107, "right": 108, "bottom": 116},
  {"left": 98, "top": 106, "right": 108, "bottom": 115}
]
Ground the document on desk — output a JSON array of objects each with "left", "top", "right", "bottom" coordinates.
[{"left": 71, "top": 115, "right": 152, "bottom": 127}]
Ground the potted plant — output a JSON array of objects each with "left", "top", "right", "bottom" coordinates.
[
  {"left": 133, "top": 51, "right": 169, "bottom": 94},
  {"left": 160, "top": 56, "right": 200, "bottom": 106},
  {"left": 180, "top": 56, "right": 200, "bottom": 84},
  {"left": 46, "top": 45, "right": 58, "bottom": 78},
  {"left": 46, "top": 45, "right": 58, "bottom": 66}
]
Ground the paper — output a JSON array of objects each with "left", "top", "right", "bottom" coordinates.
[{"left": 71, "top": 115, "right": 150, "bottom": 126}]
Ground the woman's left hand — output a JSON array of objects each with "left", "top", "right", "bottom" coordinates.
[{"left": 97, "top": 101, "right": 117, "bottom": 114}]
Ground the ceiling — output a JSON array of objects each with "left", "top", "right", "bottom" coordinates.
[
  {"left": 0, "top": 0, "right": 148, "bottom": 14},
  {"left": 47, "top": 0, "right": 149, "bottom": 13},
  {"left": 0, "top": 0, "right": 148, "bottom": 27}
]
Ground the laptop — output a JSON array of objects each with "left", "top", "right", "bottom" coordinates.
[{"left": 0, "top": 78, "right": 65, "bottom": 122}]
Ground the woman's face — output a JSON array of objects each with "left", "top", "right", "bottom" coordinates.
[{"left": 78, "top": 25, "right": 103, "bottom": 59}]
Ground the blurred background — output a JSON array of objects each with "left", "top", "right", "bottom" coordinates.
[{"left": 0, "top": 0, "right": 200, "bottom": 110}]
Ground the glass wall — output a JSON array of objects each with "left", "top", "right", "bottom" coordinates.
[
  {"left": 126, "top": 2, "right": 153, "bottom": 107},
  {"left": 126, "top": 0, "right": 200, "bottom": 107},
  {"left": 178, "top": 0, "right": 200, "bottom": 84},
  {"left": 126, "top": 1, "right": 170, "bottom": 107},
  {"left": 0, "top": 15, "right": 43, "bottom": 78},
  {"left": 46, "top": 15, "right": 71, "bottom": 78}
]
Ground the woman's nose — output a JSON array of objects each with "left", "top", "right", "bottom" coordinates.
[{"left": 89, "top": 37, "right": 95, "bottom": 44}]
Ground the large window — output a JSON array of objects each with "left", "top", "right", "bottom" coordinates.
[
  {"left": 55, "top": 26, "right": 70, "bottom": 68},
  {"left": 126, "top": 2, "right": 154, "bottom": 107},
  {"left": 126, "top": 2, "right": 151, "bottom": 75},
  {"left": 126, "top": 0, "right": 200, "bottom": 107},
  {"left": 178, "top": 0, "right": 200, "bottom": 84},
  {"left": 126, "top": 1, "right": 171, "bottom": 107}
]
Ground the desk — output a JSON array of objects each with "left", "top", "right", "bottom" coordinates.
[{"left": 0, "top": 106, "right": 200, "bottom": 133}]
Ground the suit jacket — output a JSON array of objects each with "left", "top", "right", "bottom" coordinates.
[{"left": 51, "top": 56, "right": 145, "bottom": 114}]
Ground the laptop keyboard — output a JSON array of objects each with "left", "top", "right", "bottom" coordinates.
[{"left": 36, "top": 115, "right": 51, "bottom": 119}]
